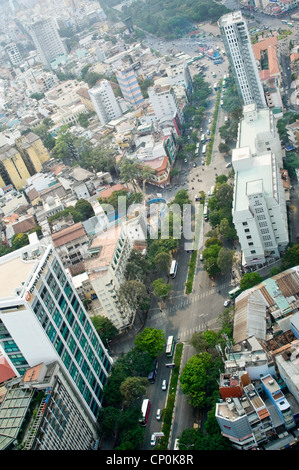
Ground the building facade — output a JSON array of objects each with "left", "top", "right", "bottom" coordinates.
[
  {"left": 0, "top": 132, "right": 50, "bottom": 190},
  {"left": 28, "top": 18, "right": 68, "bottom": 69},
  {"left": 232, "top": 104, "right": 288, "bottom": 267},
  {"left": 218, "top": 11, "right": 266, "bottom": 109},
  {"left": 0, "top": 240, "right": 112, "bottom": 423},
  {"left": 0, "top": 362, "right": 100, "bottom": 450},
  {"left": 88, "top": 80, "right": 122, "bottom": 125},
  {"left": 148, "top": 84, "right": 184, "bottom": 124},
  {"left": 115, "top": 65, "right": 144, "bottom": 108}
]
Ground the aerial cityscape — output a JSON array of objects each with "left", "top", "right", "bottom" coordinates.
[{"left": 1, "top": 0, "right": 299, "bottom": 454}]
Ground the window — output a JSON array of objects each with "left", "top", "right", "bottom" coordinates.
[{"left": 250, "top": 250, "right": 256, "bottom": 254}]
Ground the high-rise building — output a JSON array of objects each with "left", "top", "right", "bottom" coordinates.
[
  {"left": 5, "top": 43, "right": 22, "bottom": 66},
  {"left": 28, "top": 18, "right": 67, "bottom": 69},
  {"left": 0, "top": 239, "right": 113, "bottom": 423},
  {"left": 0, "top": 362, "right": 100, "bottom": 450},
  {"left": 232, "top": 104, "right": 288, "bottom": 268},
  {"left": 218, "top": 11, "right": 266, "bottom": 109},
  {"left": 88, "top": 80, "right": 122, "bottom": 126},
  {"left": 148, "top": 84, "right": 184, "bottom": 124},
  {"left": 115, "top": 66, "right": 144, "bottom": 108}
]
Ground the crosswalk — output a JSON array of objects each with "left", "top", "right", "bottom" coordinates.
[{"left": 147, "top": 282, "right": 228, "bottom": 339}]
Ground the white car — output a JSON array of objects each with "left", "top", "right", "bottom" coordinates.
[
  {"left": 156, "top": 409, "right": 161, "bottom": 420},
  {"left": 200, "top": 253, "right": 203, "bottom": 261},
  {"left": 224, "top": 299, "right": 230, "bottom": 307},
  {"left": 162, "top": 379, "right": 167, "bottom": 391},
  {"left": 151, "top": 434, "right": 157, "bottom": 446}
]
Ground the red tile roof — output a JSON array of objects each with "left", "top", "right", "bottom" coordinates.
[{"left": 52, "top": 222, "right": 86, "bottom": 247}]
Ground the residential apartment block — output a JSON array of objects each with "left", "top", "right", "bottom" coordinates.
[
  {"left": 0, "top": 132, "right": 50, "bottom": 190},
  {"left": 218, "top": 10, "right": 266, "bottom": 109},
  {"left": 0, "top": 361, "right": 100, "bottom": 450},
  {"left": 115, "top": 65, "right": 144, "bottom": 108},
  {"left": 28, "top": 18, "right": 68, "bottom": 70},
  {"left": 88, "top": 80, "right": 122, "bottom": 126},
  {"left": 0, "top": 240, "right": 112, "bottom": 424},
  {"left": 148, "top": 84, "right": 184, "bottom": 125},
  {"left": 84, "top": 216, "right": 147, "bottom": 331}
]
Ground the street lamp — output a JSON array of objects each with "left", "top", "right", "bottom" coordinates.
[{"left": 178, "top": 443, "right": 194, "bottom": 450}]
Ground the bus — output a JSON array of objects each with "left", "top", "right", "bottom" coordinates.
[
  {"left": 200, "top": 133, "right": 206, "bottom": 143},
  {"left": 288, "top": 22, "right": 294, "bottom": 27},
  {"left": 166, "top": 335, "right": 175, "bottom": 357},
  {"left": 139, "top": 399, "right": 151, "bottom": 426},
  {"left": 203, "top": 205, "right": 209, "bottom": 221},
  {"left": 281, "top": 19, "right": 288, "bottom": 24},
  {"left": 169, "top": 260, "right": 178, "bottom": 278},
  {"left": 202, "top": 144, "right": 206, "bottom": 155},
  {"left": 228, "top": 286, "right": 242, "bottom": 299}
]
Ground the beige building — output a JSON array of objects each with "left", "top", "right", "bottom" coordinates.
[
  {"left": 0, "top": 133, "right": 50, "bottom": 190},
  {"left": 84, "top": 216, "right": 147, "bottom": 331}
]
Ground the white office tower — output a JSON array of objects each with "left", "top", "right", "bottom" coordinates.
[
  {"left": 232, "top": 104, "right": 288, "bottom": 268},
  {"left": 218, "top": 11, "right": 266, "bottom": 109},
  {"left": 88, "top": 80, "right": 122, "bottom": 126},
  {"left": 28, "top": 18, "right": 67, "bottom": 69},
  {"left": 148, "top": 84, "right": 184, "bottom": 123},
  {"left": 0, "top": 240, "right": 113, "bottom": 424}
]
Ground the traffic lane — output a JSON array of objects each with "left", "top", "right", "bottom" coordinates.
[{"left": 143, "top": 355, "right": 172, "bottom": 449}]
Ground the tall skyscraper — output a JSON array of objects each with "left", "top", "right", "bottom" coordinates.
[
  {"left": 115, "top": 66, "right": 144, "bottom": 108},
  {"left": 0, "top": 239, "right": 113, "bottom": 423},
  {"left": 218, "top": 11, "right": 266, "bottom": 109},
  {"left": 28, "top": 18, "right": 67, "bottom": 69},
  {"left": 88, "top": 79, "right": 122, "bottom": 125},
  {"left": 5, "top": 43, "right": 22, "bottom": 66}
]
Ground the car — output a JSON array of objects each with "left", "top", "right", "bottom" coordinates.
[
  {"left": 156, "top": 409, "right": 161, "bottom": 420},
  {"left": 193, "top": 162, "right": 197, "bottom": 167},
  {"left": 162, "top": 379, "right": 167, "bottom": 391},
  {"left": 225, "top": 162, "right": 232, "bottom": 168},
  {"left": 151, "top": 434, "right": 157, "bottom": 446},
  {"left": 224, "top": 299, "right": 230, "bottom": 307},
  {"left": 208, "top": 118, "right": 211, "bottom": 123},
  {"left": 202, "top": 161, "right": 205, "bottom": 165},
  {"left": 200, "top": 127, "right": 203, "bottom": 132},
  {"left": 184, "top": 158, "right": 188, "bottom": 163},
  {"left": 200, "top": 253, "right": 203, "bottom": 261},
  {"left": 206, "top": 129, "right": 210, "bottom": 135}
]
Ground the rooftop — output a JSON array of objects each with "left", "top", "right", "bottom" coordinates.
[{"left": 0, "top": 255, "right": 37, "bottom": 298}]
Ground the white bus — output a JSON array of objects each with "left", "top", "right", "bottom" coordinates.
[
  {"left": 166, "top": 335, "right": 175, "bottom": 357},
  {"left": 203, "top": 205, "right": 209, "bottom": 221},
  {"left": 202, "top": 144, "right": 207, "bottom": 155},
  {"left": 169, "top": 260, "right": 178, "bottom": 278}
]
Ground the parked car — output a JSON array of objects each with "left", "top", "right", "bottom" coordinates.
[
  {"left": 151, "top": 434, "right": 157, "bottom": 446},
  {"left": 225, "top": 162, "right": 232, "bottom": 168},
  {"left": 162, "top": 379, "right": 167, "bottom": 391},
  {"left": 156, "top": 409, "right": 161, "bottom": 420},
  {"left": 200, "top": 253, "right": 203, "bottom": 261},
  {"left": 224, "top": 299, "right": 230, "bottom": 307}
]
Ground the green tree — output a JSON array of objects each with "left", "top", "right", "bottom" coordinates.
[
  {"left": 282, "top": 244, "right": 299, "bottom": 269},
  {"left": 11, "top": 233, "right": 29, "bottom": 250},
  {"left": 217, "top": 247, "right": 235, "bottom": 273},
  {"left": 91, "top": 315, "right": 118, "bottom": 342},
  {"left": 180, "top": 352, "right": 212, "bottom": 408},
  {"left": 152, "top": 277, "right": 172, "bottom": 299},
  {"left": 97, "top": 406, "right": 120, "bottom": 438},
  {"left": 154, "top": 252, "right": 172, "bottom": 277},
  {"left": 240, "top": 272, "right": 263, "bottom": 291},
  {"left": 75, "top": 199, "right": 95, "bottom": 220},
  {"left": 117, "top": 280, "right": 148, "bottom": 312},
  {"left": 119, "top": 376, "right": 148, "bottom": 407},
  {"left": 134, "top": 327, "right": 165, "bottom": 358},
  {"left": 218, "top": 142, "right": 230, "bottom": 154}
]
